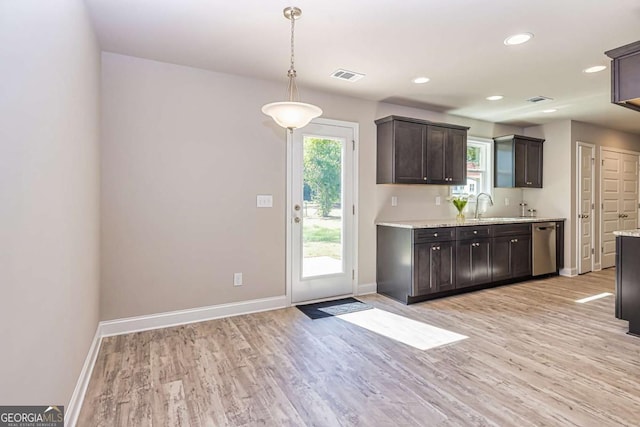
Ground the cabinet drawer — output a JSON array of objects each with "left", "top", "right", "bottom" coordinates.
[
  {"left": 414, "top": 227, "right": 455, "bottom": 243},
  {"left": 491, "top": 223, "right": 531, "bottom": 237},
  {"left": 456, "top": 225, "right": 491, "bottom": 240}
]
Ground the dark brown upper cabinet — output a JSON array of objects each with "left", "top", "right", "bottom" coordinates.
[
  {"left": 376, "top": 116, "right": 469, "bottom": 185},
  {"left": 494, "top": 135, "right": 544, "bottom": 188},
  {"left": 605, "top": 40, "right": 640, "bottom": 112}
]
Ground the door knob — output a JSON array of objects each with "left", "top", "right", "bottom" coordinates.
[
  {"left": 294, "top": 204, "right": 301, "bottom": 211},
  {"left": 294, "top": 217, "right": 301, "bottom": 223}
]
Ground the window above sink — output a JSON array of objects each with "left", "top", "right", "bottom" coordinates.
[{"left": 450, "top": 137, "right": 493, "bottom": 199}]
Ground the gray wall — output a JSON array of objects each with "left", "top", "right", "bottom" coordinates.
[
  {"left": 524, "top": 120, "right": 640, "bottom": 273},
  {"left": 0, "top": 0, "right": 100, "bottom": 406},
  {"left": 571, "top": 121, "right": 640, "bottom": 270},
  {"left": 100, "top": 52, "right": 524, "bottom": 320}
]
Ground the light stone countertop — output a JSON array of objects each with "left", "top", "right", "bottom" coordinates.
[
  {"left": 376, "top": 217, "right": 566, "bottom": 229},
  {"left": 613, "top": 229, "right": 640, "bottom": 238}
]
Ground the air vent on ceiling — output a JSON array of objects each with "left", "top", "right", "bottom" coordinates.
[
  {"left": 526, "top": 95, "right": 554, "bottom": 103},
  {"left": 331, "top": 69, "right": 365, "bottom": 82}
]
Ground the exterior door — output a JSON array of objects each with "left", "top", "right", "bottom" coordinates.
[
  {"left": 577, "top": 143, "right": 595, "bottom": 274},
  {"left": 290, "top": 120, "right": 356, "bottom": 303},
  {"left": 601, "top": 149, "right": 639, "bottom": 268}
]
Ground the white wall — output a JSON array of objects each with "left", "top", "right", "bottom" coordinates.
[
  {"left": 0, "top": 0, "right": 100, "bottom": 407},
  {"left": 100, "top": 53, "right": 523, "bottom": 320}
]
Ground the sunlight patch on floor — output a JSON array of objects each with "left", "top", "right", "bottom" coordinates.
[
  {"left": 337, "top": 308, "right": 467, "bottom": 350},
  {"left": 575, "top": 292, "right": 613, "bottom": 304}
]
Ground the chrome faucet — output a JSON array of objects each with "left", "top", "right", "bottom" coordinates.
[{"left": 474, "top": 192, "right": 494, "bottom": 218}]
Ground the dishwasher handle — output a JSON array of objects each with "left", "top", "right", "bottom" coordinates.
[{"left": 535, "top": 224, "right": 556, "bottom": 231}]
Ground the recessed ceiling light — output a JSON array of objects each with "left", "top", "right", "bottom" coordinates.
[
  {"left": 583, "top": 65, "right": 607, "bottom": 74},
  {"left": 412, "top": 77, "right": 430, "bottom": 84},
  {"left": 504, "top": 33, "right": 533, "bottom": 46},
  {"left": 542, "top": 109, "right": 557, "bottom": 113},
  {"left": 486, "top": 95, "right": 504, "bottom": 101}
]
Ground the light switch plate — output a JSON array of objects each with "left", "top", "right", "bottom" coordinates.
[{"left": 257, "top": 195, "right": 273, "bottom": 208}]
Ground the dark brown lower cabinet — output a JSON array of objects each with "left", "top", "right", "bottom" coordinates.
[
  {"left": 456, "top": 239, "right": 491, "bottom": 288},
  {"left": 415, "top": 241, "right": 455, "bottom": 295},
  {"left": 491, "top": 235, "right": 531, "bottom": 282}
]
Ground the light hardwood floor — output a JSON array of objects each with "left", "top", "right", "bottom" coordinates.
[{"left": 78, "top": 269, "right": 640, "bottom": 426}]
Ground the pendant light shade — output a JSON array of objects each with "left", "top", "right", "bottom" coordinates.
[
  {"left": 261, "top": 101, "right": 322, "bottom": 130},
  {"left": 262, "top": 7, "right": 322, "bottom": 131}
]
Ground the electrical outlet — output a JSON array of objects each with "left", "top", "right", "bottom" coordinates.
[
  {"left": 233, "top": 273, "right": 243, "bottom": 286},
  {"left": 391, "top": 196, "right": 398, "bottom": 207},
  {"left": 504, "top": 197, "right": 510, "bottom": 206},
  {"left": 435, "top": 196, "right": 441, "bottom": 206}
]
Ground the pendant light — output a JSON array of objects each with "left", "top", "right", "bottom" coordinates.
[{"left": 262, "top": 7, "right": 322, "bottom": 131}]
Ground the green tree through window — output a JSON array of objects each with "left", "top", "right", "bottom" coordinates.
[{"left": 303, "top": 138, "right": 342, "bottom": 217}]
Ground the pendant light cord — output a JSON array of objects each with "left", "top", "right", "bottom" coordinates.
[{"left": 287, "top": 11, "right": 299, "bottom": 102}]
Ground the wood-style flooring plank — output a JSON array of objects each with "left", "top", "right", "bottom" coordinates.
[{"left": 77, "top": 270, "right": 640, "bottom": 426}]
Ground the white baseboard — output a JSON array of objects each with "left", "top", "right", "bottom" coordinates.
[
  {"left": 100, "top": 295, "right": 288, "bottom": 337},
  {"left": 560, "top": 268, "right": 578, "bottom": 277},
  {"left": 65, "top": 326, "right": 102, "bottom": 427},
  {"left": 357, "top": 282, "right": 377, "bottom": 295}
]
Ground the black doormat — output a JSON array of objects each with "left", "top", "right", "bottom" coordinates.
[{"left": 296, "top": 297, "right": 373, "bottom": 319}]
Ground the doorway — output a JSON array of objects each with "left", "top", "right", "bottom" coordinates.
[
  {"left": 288, "top": 119, "right": 358, "bottom": 304},
  {"left": 576, "top": 142, "right": 595, "bottom": 274},
  {"left": 600, "top": 148, "right": 639, "bottom": 268}
]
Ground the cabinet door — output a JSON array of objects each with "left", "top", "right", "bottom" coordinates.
[
  {"left": 526, "top": 140, "right": 543, "bottom": 188},
  {"left": 511, "top": 234, "right": 532, "bottom": 278},
  {"left": 514, "top": 139, "right": 528, "bottom": 187},
  {"left": 455, "top": 241, "right": 474, "bottom": 288},
  {"left": 434, "top": 241, "right": 455, "bottom": 291},
  {"left": 414, "top": 242, "right": 455, "bottom": 295},
  {"left": 491, "top": 236, "right": 512, "bottom": 281},
  {"left": 472, "top": 239, "right": 492, "bottom": 285},
  {"left": 457, "top": 240, "right": 491, "bottom": 288},
  {"left": 394, "top": 121, "right": 426, "bottom": 183},
  {"left": 446, "top": 128, "right": 467, "bottom": 185},
  {"left": 425, "top": 126, "right": 446, "bottom": 183},
  {"left": 414, "top": 243, "right": 435, "bottom": 295}
]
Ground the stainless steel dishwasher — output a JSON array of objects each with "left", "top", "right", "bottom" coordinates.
[{"left": 532, "top": 222, "right": 557, "bottom": 276}]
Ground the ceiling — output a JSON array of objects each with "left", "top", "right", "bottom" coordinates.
[{"left": 85, "top": 0, "right": 640, "bottom": 134}]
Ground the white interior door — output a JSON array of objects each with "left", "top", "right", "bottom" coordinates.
[
  {"left": 601, "top": 149, "right": 639, "bottom": 268},
  {"left": 577, "top": 143, "right": 594, "bottom": 274},
  {"left": 290, "top": 120, "right": 356, "bottom": 303}
]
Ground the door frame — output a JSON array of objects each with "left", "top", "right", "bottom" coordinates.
[
  {"left": 599, "top": 146, "right": 640, "bottom": 269},
  {"left": 285, "top": 118, "right": 359, "bottom": 306},
  {"left": 576, "top": 141, "right": 595, "bottom": 274}
]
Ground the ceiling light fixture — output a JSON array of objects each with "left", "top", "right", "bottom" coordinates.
[
  {"left": 262, "top": 7, "right": 322, "bottom": 131},
  {"left": 412, "top": 77, "right": 430, "bottom": 84},
  {"left": 542, "top": 109, "right": 557, "bottom": 113},
  {"left": 486, "top": 95, "right": 504, "bottom": 101},
  {"left": 583, "top": 65, "right": 607, "bottom": 74},
  {"left": 504, "top": 33, "right": 533, "bottom": 46}
]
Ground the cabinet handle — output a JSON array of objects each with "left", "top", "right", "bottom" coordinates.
[
  {"left": 434, "top": 233, "right": 438, "bottom": 237},
  {"left": 423, "top": 177, "right": 428, "bottom": 181},
  {"left": 432, "top": 246, "right": 437, "bottom": 251},
  {"left": 473, "top": 230, "right": 477, "bottom": 234},
  {"left": 510, "top": 238, "right": 519, "bottom": 243},
  {"left": 526, "top": 181, "right": 532, "bottom": 185},
  {"left": 437, "top": 246, "right": 441, "bottom": 250}
]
